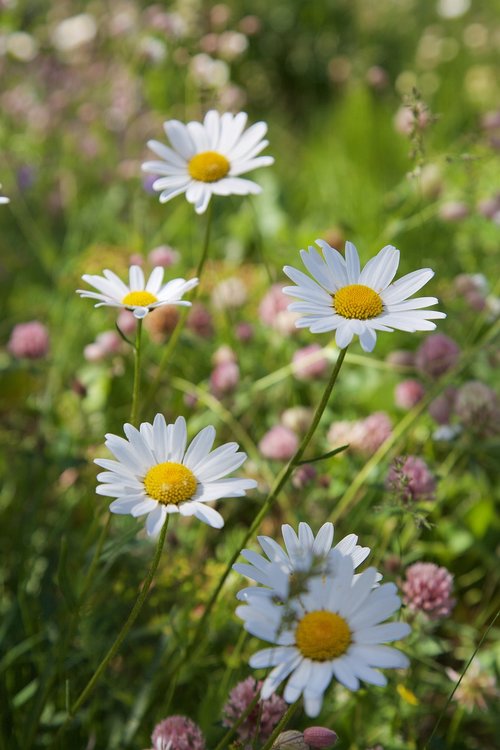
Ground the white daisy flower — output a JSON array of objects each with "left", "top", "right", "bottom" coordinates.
[
  {"left": 142, "top": 110, "right": 274, "bottom": 214},
  {"left": 234, "top": 522, "right": 378, "bottom": 603},
  {"left": 0, "top": 184, "right": 9, "bottom": 204},
  {"left": 236, "top": 554, "right": 410, "bottom": 717},
  {"left": 95, "top": 415, "right": 257, "bottom": 535},
  {"left": 77, "top": 265, "right": 198, "bottom": 319},
  {"left": 283, "top": 241, "right": 446, "bottom": 353}
]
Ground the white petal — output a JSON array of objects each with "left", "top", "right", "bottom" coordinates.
[
  {"left": 164, "top": 120, "right": 196, "bottom": 159},
  {"left": 261, "top": 653, "right": 303, "bottom": 699},
  {"left": 249, "top": 646, "right": 297, "bottom": 669},
  {"left": 191, "top": 502, "right": 224, "bottom": 528},
  {"left": 382, "top": 268, "right": 434, "bottom": 304},
  {"left": 129, "top": 265, "right": 145, "bottom": 290},
  {"left": 359, "top": 245, "right": 400, "bottom": 290},
  {"left": 344, "top": 241, "right": 361, "bottom": 283},
  {"left": 184, "top": 426, "right": 216, "bottom": 468},
  {"left": 145, "top": 505, "right": 167, "bottom": 537},
  {"left": 354, "top": 621, "right": 411, "bottom": 644}
]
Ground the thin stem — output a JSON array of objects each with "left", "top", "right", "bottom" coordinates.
[
  {"left": 423, "top": 608, "right": 499, "bottom": 750},
  {"left": 145, "top": 202, "right": 213, "bottom": 410},
  {"left": 260, "top": 700, "right": 301, "bottom": 750},
  {"left": 60, "top": 516, "right": 170, "bottom": 730},
  {"left": 130, "top": 319, "right": 143, "bottom": 428}
]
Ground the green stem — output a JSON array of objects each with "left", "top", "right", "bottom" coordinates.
[
  {"left": 423, "top": 608, "right": 499, "bottom": 750},
  {"left": 60, "top": 516, "right": 170, "bottom": 730},
  {"left": 260, "top": 700, "right": 301, "bottom": 750},
  {"left": 145, "top": 201, "right": 213, "bottom": 410},
  {"left": 130, "top": 319, "right": 143, "bottom": 428},
  {"left": 165, "top": 347, "right": 348, "bottom": 699}
]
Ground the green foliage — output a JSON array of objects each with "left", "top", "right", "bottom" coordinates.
[{"left": 1, "top": 1, "right": 499, "bottom": 749}]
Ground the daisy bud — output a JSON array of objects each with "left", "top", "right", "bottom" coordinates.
[
  {"left": 272, "top": 731, "right": 309, "bottom": 750},
  {"left": 8, "top": 321, "right": 50, "bottom": 359},
  {"left": 259, "top": 425, "right": 298, "bottom": 461},
  {"left": 303, "top": 727, "right": 338, "bottom": 748}
]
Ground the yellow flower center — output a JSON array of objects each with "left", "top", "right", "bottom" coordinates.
[
  {"left": 144, "top": 462, "right": 197, "bottom": 505},
  {"left": 295, "top": 610, "right": 351, "bottom": 661},
  {"left": 333, "top": 284, "right": 383, "bottom": 320},
  {"left": 122, "top": 291, "right": 158, "bottom": 307},
  {"left": 188, "top": 151, "right": 230, "bottom": 182}
]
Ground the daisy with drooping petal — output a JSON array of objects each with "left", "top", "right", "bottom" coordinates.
[
  {"left": 236, "top": 553, "right": 410, "bottom": 717},
  {"left": 283, "top": 241, "right": 446, "bottom": 352},
  {"left": 77, "top": 265, "right": 198, "bottom": 319},
  {"left": 142, "top": 110, "right": 274, "bottom": 214},
  {"left": 95, "top": 415, "right": 257, "bottom": 535},
  {"left": 234, "top": 522, "right": 375, "bottom": 603}
]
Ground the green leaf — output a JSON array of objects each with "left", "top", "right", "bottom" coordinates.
[{"left": 297, "top": 444, "right": 349, "bottom": 464}]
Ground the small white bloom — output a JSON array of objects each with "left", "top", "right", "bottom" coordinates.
[
  {"left": 283, "top": 241, "right": 446, "bottom": 352},
  {"left": 77, "top": 265, "right": 198, "bottom": 319},
  {"left": 0, "top": 184, "right": 9, "bottom": 204},
  {"left": 236, "top": 551, "right": 410, "bottom": 717},
  {"left": 95, "top": 415, "right": 257, "bottom": 535},
  {"left": 234, "top": 522, "right": 376, "bottom": 603},
  {"left": 142, "top": 110, "right": 274, "bottom": 214}
]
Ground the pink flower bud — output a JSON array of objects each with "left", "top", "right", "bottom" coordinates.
[
  {"left": 210, "top": 361, "right": 240, "bottom": 396},
  {"left": 259, "top": 425, "right": 298, "bottom": 461},
  {"left": 236, "top": 322, "right": 254, "bottom": 341},
  {"left": 148, "top": 245, "right": 179, "bottom": 267},
  {"left": 438, "top": 201, "right": 469, "bottom": 221},
  {"left": 129, "top": 253, "right": 144, "bottom": 266},
  {"left": 303, "top": 726, "right": 338, "bottom": 748},
  {"left": 415, "top": 334, "right": 460, "bottom": 378},
  {"left": 187, "top": 304, "right": 214, "bottom": 338},
  {"left": 385, "top": 349, "right": 415, "bottom": 368},
  {"left": 394, "top": 379, "right": 425, "bottom": 410},
  {"left": 117, "top": 309, "right": 137, "bottom": 335},
  {"left": 95, "top": 330, "right": 122, "bottom": 355},
  {"left": 8, "top": 321, "right": 50, "bottom": 359},
  {"left": 292, "top": 344, "right": 328, "bottom": 380}
]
